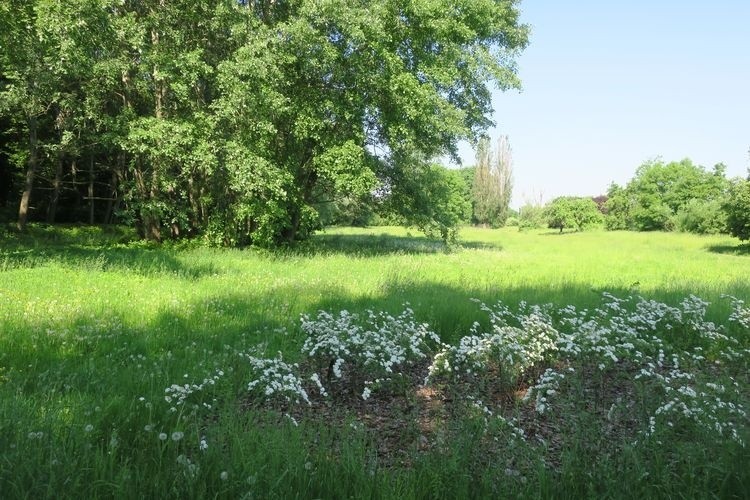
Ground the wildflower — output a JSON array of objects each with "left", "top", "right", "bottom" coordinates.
[
  {"left": 172, "top": 431, "right": 184, "bottom": 442},
  {"left": 199, "top": 438, "right": 208, "bottom": 451},
  {"left": 84, "top": 424, "right": 94, "bottom": 433},
  {"left": 158, "top": 433, "right": 168, "bottom": 441},
  {"left": 220, "top": 471, "right": 228, "bottom": 481}
]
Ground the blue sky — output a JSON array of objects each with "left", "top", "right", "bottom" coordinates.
[{"left": 453, "top": 1, "right": 750, "bottom": 208}]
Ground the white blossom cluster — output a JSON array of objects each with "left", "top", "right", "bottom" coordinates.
[
  {"left": 724, "top": 295, "right": 750, "bottom": 329},
  {"left": 428, "top": 293, "right": 748, "bottom": 445},
  {"left": 636, "top": 366, "right": 747, "bottom": 445},
  {"left": 229, "top": 294, "right": 746, "bottom": 447},
  {"left": 244, "top": 353, "right": 311, "bottom": 405},
  {"left": 523, "top": 368, "right": 570, "bottom": 415},
  {"left": 427, "top": 305, "right": 559, "bottom": 384},
  {"left": 301, "top": 306, "right": 440, "bottom": 397},
  {"left": 164, "top": 368, "right": 225, "bottom": 408}
]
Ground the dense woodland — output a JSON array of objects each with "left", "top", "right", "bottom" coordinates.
[{"left": 0, "top": 0, "right": 528, "bottom": 245}]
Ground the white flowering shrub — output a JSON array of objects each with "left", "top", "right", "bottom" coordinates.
[
  {"left": 243, "top": 353, "right": 311, "bottom": 406},
  {"left": 636, "top": 367, "right": 747, "bottom": 446},
  {"left": 522, "top": 368, "right": 569, "bottom": 415},
  {"left": 214, "top": 293, "right": 747, "bottom": 453},
  {"left": 164, "top": 368, "right": 226, "bottom": 414},
  {"left": 725, "top": 295, "right": 750, "bottom": 329},
  {"left": 301, "top": 306, "right": 440, "bottom": 398},
  {"left": 427, "top": 300, "right": 559, "bottom": 391},
  {"left": 424, "top": 292, "right": 749, "bottom": 447}
]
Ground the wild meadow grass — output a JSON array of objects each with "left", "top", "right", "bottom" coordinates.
[{"left": 0, "top": 224, "right": 748, "bottom": 498}]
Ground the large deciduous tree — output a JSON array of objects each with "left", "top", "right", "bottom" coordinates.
[
  {"left": 545, "top": 196, "right": 602, "bottom": 233},
  {"left": 0, "top": 0, "right": 529, "bottom": 246}
]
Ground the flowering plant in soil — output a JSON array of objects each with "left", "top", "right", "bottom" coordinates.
[
  {"left": 300, "top": 306, "right": 441, "bottom": 399},
  {"left": 427, "top": 301, "right": 559, "bottom": 394},
  {"left": 243, "top": 353, "right": 311, "bottom": 406},
  {"left": 234, "top": 293, "right": 746, "bottom": 448}
]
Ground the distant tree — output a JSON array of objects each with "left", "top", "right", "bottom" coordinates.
[
  {"left": 545, "top": 197, "right": 602, "bottom": 233},
  {"left": 591, "top": 195, "right": 608, "bottom": 214},
  {"left": 675, "top": 199, "right": 727, "bottom": 235},
  {"left": 472, "top": 135, "right": 513, "bottom": 227},
  {"left": 605, "top": 159, "right": 730, "bottom": 232},
  {"left": 723, "top": 178, "right": 750, "bottom": 241},
  {"left": 383, "top": 164, "right": 471, "bottom": 243},
  {"left": 517, "top": 203, "right": 545, "bottom": 230},
  {"left": 604, "top": 183, "right": 632, "bottom": 230}
]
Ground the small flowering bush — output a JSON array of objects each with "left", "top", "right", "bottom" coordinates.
[
  {"left": 243, "top": 353, "right": 311, "bottom": 406},
  {"left": 726, "top": 295, "right": 750, "bottom": 329},
  {"left": 300, "top": 306, "right": 441, "bottom": 398},
  {"left": 202, "top": 293, "right": 746, "bottom": 456},
  {"left": 428, "top": 302, "right": 559, "bottom": 392}
]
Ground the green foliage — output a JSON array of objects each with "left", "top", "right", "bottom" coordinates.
[
  {"left": 723, "top": 178, "right": 750, "bottom": 241},
  {"left": 0, "top": 0, "right": 529, "bottom": 246},
  {"left": 605, "top": 159, "right": 730, "bottom": 232},
  {"left": 472, "top": 136, "right": 513, "bottom": 227},
  {"left": 545, "top": 197, "right": 602, "bottom": 232},
  {"left": 517, "top": 203, "right": 545, "bottom": 230},
  {"left": 382, "top": 164, "right": 471, "bottom": 242},
  {"left": 675, "top": 199, "right": 727, "bottom": 235},
  {"left": 604, "top": 183, "right": 632, "bottom": 230}
]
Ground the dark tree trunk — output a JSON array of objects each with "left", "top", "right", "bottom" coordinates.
[
  {"left": 47, "top": 152, "right": 64, "bottom": 223},
  {"left": 17, "top": 117, "right": 38, "bottom": 231},
  {"left": 104, "top": 155, "right": 122, "bottom": 224},
  {"left": 88, "top": 153, "right": 95, "bottom": 224}
]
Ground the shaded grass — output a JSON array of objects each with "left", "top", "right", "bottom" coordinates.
[{"left": 0, "top": 224, "right": 748, "bottom": 498}]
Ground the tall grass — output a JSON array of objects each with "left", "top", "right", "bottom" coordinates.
[{"left": 0, "top": 224, "right": 748, "bottom": 498}]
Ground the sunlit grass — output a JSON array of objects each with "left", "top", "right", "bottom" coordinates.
[{"left": 0, "top": 224, "right": 748, "bottom": 498}]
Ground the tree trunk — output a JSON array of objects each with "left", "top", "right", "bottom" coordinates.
[
  {"left": 88, "top": 153, "right": 95, "bottom": 224},
  {"left": 17, "top": 116, "right": 38, "bottom": 231},
  {"left": 47, "top": 152, "right": 64, "bottom": 223},
  {"left": 104, "top": 155, "right": 122, "bottom": 224}
]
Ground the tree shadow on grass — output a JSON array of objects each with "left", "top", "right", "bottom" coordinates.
[
  {"left": 0, "top": 244, "right": 219, "bottom": 278},
  {"left": 3, "top": 276, "right": 747, "bottom": 448},
  {"left": 286, "top": 232, "right": 501, "bottom": 258},
  {"left": 9, "top": 278, "right": 747, "bottom": 377},
  {"left": 706, "top": 243, "right": 750, "bottom": 256}
]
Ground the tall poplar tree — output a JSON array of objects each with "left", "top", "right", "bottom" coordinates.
[{"left": 472, "top": 134, "right": 513, "bottom": 227}]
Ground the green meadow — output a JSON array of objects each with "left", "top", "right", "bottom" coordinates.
[{"left": 1, "top": 225, "right": 748, "bottom": 498}]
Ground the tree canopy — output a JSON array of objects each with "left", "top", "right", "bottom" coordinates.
[
  {"left": 0, "top": 0, "right": 529, "bottom": 246},
  {"left": 605, "top": 159, "right": 729, "bottom": 232},
  {"left": 544, "top": 196, "right": 602, "bottom": 233},
  {"left": 723, "top": 177, "right": 750, "bottom": 241}
]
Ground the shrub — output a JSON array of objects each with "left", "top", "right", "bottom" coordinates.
[
  {"left": 675, "top": 199, "right": 727, "bottom": 234},
  {"left": 723, "top": 178, "right": 750, "bottom": 241},
  {"left": 517, "top": 204, "right": 545, "bottom": 230}
]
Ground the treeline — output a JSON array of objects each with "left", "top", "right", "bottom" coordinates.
[
  {"left": 323, "top": 156, "right": 750, "bottom": 242},
  {"left": 510, "top": 158, "right": 750, "bottom": 240},
  {"left": 0, "top": 0, "right": 528, "bottom": 246}
]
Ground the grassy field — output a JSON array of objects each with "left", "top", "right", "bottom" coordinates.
[{"left": 0, "top": 224, "right": 748, "bottom": 498}]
